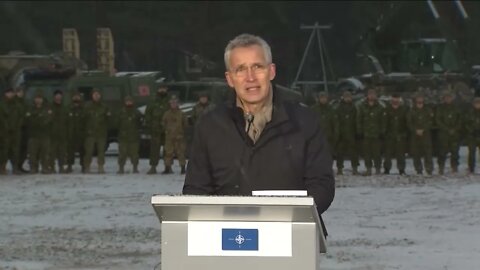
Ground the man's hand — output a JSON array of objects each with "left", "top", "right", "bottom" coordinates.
[{"left": 416, "top": 129, "right": 424, "bottom": 136}]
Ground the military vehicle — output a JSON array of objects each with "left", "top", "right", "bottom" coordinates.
[{"left": 336, "top": 38, "right": 474, "bottom": 105}]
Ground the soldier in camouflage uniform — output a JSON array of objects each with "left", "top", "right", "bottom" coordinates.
[
  {"left": 145, "top": 85, "right": 169, "bottom": 174},
  {"left": 191, "top": 92, "right": 215, "bottom": 125},
  {"left": 66, "top": 91, "right": 85, "bottom": 173},
  {"left": 465, "top": 97, "right": 480, "bottom": 174},
  {"left": 357, "top": 88, "right": 386, "bottom": 175},
  {"left": 0, "top": 93, "right": 8, "bottom": 174},
  {"left": 162, "top": 96, "right": 188, "bottom": 174},
  {"left": 311, "top": 91, "right": 338, "bottom": 156},
  {"left": 117, "top": 96, "right": 142, "bottom": 174},
  {"left": 49, "top": 90, "right": 68, "bottom": 173},
  {"left": 3, "top": 88, "right": 25, "bottom": 174},
  {"left": 83, "top": 89, "right": 111, "bottom": 174},
  {"left": 407, "top": 93, "right": 434, "bottom": 175},
  {"left": 336, "top": 91, "right": 359, "bottom": 175},
  {"left": 15, "top": 88, "right": 29, "bottom": 172},
  {"left": 435, "top": 90, "right": 462, "bottom": 174},
  {"left": 383, "top": 94, "right": 408, "bottom": 175},
  {"left": 25, "top": 92, "right": 53, "bottom": 174}
]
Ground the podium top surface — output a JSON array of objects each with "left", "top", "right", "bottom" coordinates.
[{"left": 151, "top": 195, "right": 315, "bottom": 206}]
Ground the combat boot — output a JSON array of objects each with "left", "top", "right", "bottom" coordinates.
[
  {"left": 98, "top": 165, "right": 105, "bottom": 174},
  {"left": 180, "top": 165, "right": 186, "bottom": 175},
  {"left": 133, "top": 165, "right": 139, "bottom": 173},
  {"left": 399, "top": 170, "right": 406, "bottom": 175},
  {"left": 59, "top": 166, "right": 66, "bottom": 174},
  {"left": 375, "top": 168, "right": 381, "bottom": 175},
  {"left": 337, "top": 169, "right": 343, "bottom": 175},
  {"left": 365, "top": 168, "right": 372, "bottom": 176},
  {"left": 66, "top": 165, "right": 73, "bottom": 173},
  {"left": 352, "top": 167, "right": 359, "bottom": 175},
  {"left": 162, "top": 166, "right": 173, "bottom": 175},
  {"left": 117, "top": 166, "right": 124, "bottom": 174},
  {"left": 0, "top": 164, "right": 6, "bottom": 175},
  {"left": 384, "top": 169, "right": 390, "bottom": 175},
  {"left": 439, "top": 166, "right": 444, "bottom": 175},
  {"left": 147, "top": 166, "right": 157, "bottom": 175}
]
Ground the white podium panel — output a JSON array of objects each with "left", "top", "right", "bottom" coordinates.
[{"left": 152, "top": 195, "right": 325, "bottom": 270}]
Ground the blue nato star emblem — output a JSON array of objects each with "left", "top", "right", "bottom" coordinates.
[
  {"left": 235, "top": 233, "right": 245, "bottom": 245},
  {"left": 222, "top": 229, "right": 258, "bottom": 250}
]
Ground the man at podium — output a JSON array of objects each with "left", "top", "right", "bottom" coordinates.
[{"left": 183, "top": 33, "right": 335, "bottom": 236}]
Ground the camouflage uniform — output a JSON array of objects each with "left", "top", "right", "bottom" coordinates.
[
  {"left": 83, "top": 99, "right": 111, "bottom": 173},
  {"left": 15, "top": 94, "right": 28, "bottom": 172},
  {"left": 3, "top": 96, "right": 24, "bottom": 173},
  {"left": 25, "top": 101, "right": 53, "bottom": 173},
  {"left": 335, "top": 100, "right": 359, "bottom": 174},
  {"left": 383, "top": 104, "right": 408, "bottom": 174},
  {"left": 117, "top": 99, "right": 142, "bottom": 173},
  {"left": 162, "top": 107, "right": 187, "bottom": 171},
  {"left": 0, "top": 102, "right": 8, "bottom": 174},
  {"left": 145, "top": 95, "right": 169, "bottom": 172},
  {"left": 435, "top": 103, "right": 462, "bottom": 173},
  {"left": 407, "top": 104, "right": 434, "bottom": 175},
  {"left": 66, "top": 100, "right": 85, "bottom": 172},
  {"left": 49, "top": 102, "right": 69, "bottom": 173},
  {"left": 357, "top": 100, "right": 386, "bottom": 174},
  {"left": 311, "top": 101, "right": 339, "bottom": 155},
  {"left": 464, "top": 102, "right": 480, "bottom": 173}
]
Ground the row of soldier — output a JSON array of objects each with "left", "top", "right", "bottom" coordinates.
[
  {"left": 0, "top": 85, "right": 215, "bottom": 175},
  {"left": 312, "top": 88, "right": 480, "bottom": 176}
]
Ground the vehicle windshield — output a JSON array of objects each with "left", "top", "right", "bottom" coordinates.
[{"left": 396, "top": 41, "right": 461, "bottom": 73}]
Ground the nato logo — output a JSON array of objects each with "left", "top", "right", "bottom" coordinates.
[{"left": 222, "top": 229, "right": 259, "bottom": 251}]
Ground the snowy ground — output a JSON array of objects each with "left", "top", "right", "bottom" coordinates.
[{"left": 0, "top": 146, "right": 479, "bottom": 270}]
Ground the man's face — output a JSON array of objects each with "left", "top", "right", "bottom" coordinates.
[
  {"left": 391, "top": 97, "right": 401, "bottom": 109},
  {"left": 170, "top": 100, "right": 178, "bottom": 109},
  {"left": 72, "top": 94, "right": 81, "bottom": 104},
  {"left": 443, "top": 95, "right": 454, "bottom": 104},
  {"left": 5, "top": 91, "right": 15, "bottom": 100},
  {"left": 473, "top": 100, "right": 480, "bottom": 110},
  {"left": 319, "top": 96, "right": 328, "bottom": 105},
  {"left": 34, "top": 96, "right": 43, "bottom": 106},
  {"left": 92, "top": 92, "right": 101, "bottom": 102},
  {"left": 125, "top": 100, "right": 134, "bottom": 107},
  {"left": 225, "top": 45, "right": 276, "bottom": 106},
  {"left": 367, "top": 91, "right": 377, "bottom": 102},
  {"left": 157, "top": 87, "right": 167, "bottom": 96},
  {"left": 415, "top": 97, "right": 424, "bottom": 108},
  {"left": 343, "top": 96, "right": 352, "bottom": 103},
  {"left": 54, "top": 94, "right": 63, "bottom": 104},
  {"left": 199, "top": 96, "right": 208, "bottom": 104}
]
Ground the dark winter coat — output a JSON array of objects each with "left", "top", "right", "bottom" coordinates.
[{"left": 183, "top": 89, "right": 335, "bottom": 235}]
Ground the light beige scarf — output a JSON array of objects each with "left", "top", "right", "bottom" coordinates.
[{"left": 237, "top": 89, "right": 273, "bottom": 143}]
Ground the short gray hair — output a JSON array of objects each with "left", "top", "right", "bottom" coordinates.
[{"left": 224, "top": 33, "right": 272, "bottom": 70}]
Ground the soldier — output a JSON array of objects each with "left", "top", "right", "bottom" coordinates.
[
  {"left": 191, "top": 92, "right": 215, "bottom": 124},
  {"left": 383, "top": 94, "right": 408, "bottom": 175},
  {"left": 435, "top": 90, "right": 461, "bottom": 174},
  {"left": 336, "top": 90, "right": 359, "bottom": 175},
  {"left": 465, "top": 97, "right": 480, "bottom": 174},
  {"left": 15, "top": 88, "right": 29, "bottom": 173},
  {"left": 407, "top": 92, "right": 434, "bottom": 175},
  {"left": 145, "top": 85, "right": 169, "bottom": 174},
  {"left": 0, "top": 95, "right": 8, "bottom": 174},
  {"left": 66, "top": 91, "right": 85, "bottom": 173},
  {"left": 357, "top": 88, "right": 385, "bottom": 175},
  {"left": 117, "top": 96, "right": 142, "bottom": 174},
  {"left": 3, "top": 88, "right": 24, "bottom": 174},
  {"left": 162, "top": 96, "right": 187, "bottom": 174},
  {"left": 25, "top": 92, "right": 53, "bottom": 174},
  {"left": 311, "top": 91, "right": 338, "bottom": 155},
  {"left": 49, "top": 90, "right": 68, "bottom": 173},
  {"left": 83, "top": 89, "right": 111, "bottom": 174}
]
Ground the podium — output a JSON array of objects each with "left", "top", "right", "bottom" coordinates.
[{"left": 151, "top": 195, "right": 326, "bottom": 270}]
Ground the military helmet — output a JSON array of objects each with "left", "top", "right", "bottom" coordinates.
[
  {"left": 198, "top": 91, "right": 209, "bottom": 98},
  {"left": 53, "top": 89, "right": 63, "bottom": 96},
  {"left": 34, "top": 89, "right": 44, "bottom": 98}
]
